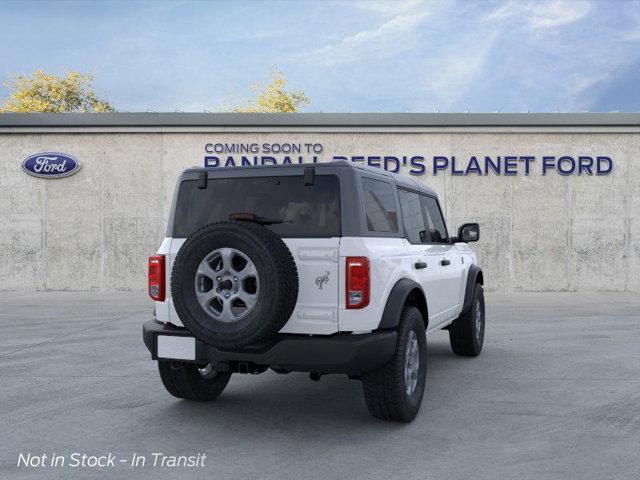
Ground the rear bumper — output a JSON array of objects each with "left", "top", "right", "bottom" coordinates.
[{"left": 143, "top": 320, "right": 396, "bottom": 375}]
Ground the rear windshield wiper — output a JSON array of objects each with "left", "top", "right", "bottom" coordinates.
[{"left": 229, "top": 212, "right": 285, "bottom": 225}]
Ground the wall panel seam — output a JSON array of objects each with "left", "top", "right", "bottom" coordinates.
[{"left": 99, "top": 137, "right": 105, "bottom": 292}]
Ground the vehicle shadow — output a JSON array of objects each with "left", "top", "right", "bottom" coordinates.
[{"left": 154, "top": 334, "right": 470, "bottom": 433}]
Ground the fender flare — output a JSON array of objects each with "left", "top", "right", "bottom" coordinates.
[
  {"left": 461, "top": 265, "right": 484, "bottom": 313},
  {"left": 378, "top": 279, "right": 427, "bottom": 330}
]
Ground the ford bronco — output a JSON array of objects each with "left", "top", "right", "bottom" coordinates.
[{"left": 143, "top": 161, "right": 484, "bottom": 422}]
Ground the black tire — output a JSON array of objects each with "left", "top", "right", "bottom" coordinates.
[
  {"left": 449, "top": 283, "right": 485, "bottom": 357},
  {"left": 171, "top": 221, "right": 298, "bottom": 349},
  {"left": 158, "top": 361, "right": 232, "bottom": 401},
  {"left": 362, "top": 306, "right": 427, "bottom": 422}
]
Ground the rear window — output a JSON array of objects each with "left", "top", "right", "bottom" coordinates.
[
  {"left": 361, "top": 177, "right": 398, "bottom": 233},
  {"left": 173, "top": 175, "right": 341, "bottom": 238}
]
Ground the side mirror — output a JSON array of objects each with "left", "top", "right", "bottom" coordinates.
[{"left": 457, "top": 223, "right": 480, "bottom": 243}]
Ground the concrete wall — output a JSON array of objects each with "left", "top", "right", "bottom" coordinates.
[{"left": 1, "top": 129, "right": 639, "bottom": 292}]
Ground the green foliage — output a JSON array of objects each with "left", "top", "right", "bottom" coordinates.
[
  {"left": 1, "top": 70, "right": 114, "bottom": 113},
  {"left": 234, "top": 69, "right": 309, "bottom": 113}
]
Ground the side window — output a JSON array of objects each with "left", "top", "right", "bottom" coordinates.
[
  {"left": 399, "top": 190, "right": 427, "bottom": 244},
  {"left": 361, "top": 177, "right": 398, "bottom": 233},
  {"left": 422, "top": 196, "right": 449, "bottom": 243}
]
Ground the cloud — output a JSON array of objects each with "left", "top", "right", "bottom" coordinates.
[
  {"left": 484, "top": 0, "right": 592, "bottom": 29},
  {"left": 470, "top": 0, "right": 640, "bottom": 112},
  {"left": 6, "top": 0, "right": 636, "bottom": 112},
  {"left": 336, "top": 12, "right": 427, "bottom": 44},
  {"left": 420, "top": 29, "right": 500, "bottom": 109},
  {"left": 530, "top": 0, "right": 592, "bottom": 28},
  {"left": 619, "top": 0, "right": 640, "bottom": 41},
  {"left": 300, "top": 11, "right": 430, "bottom": 66},
  {"left": 352, "top": 0, "right": 430, "bottom": 16}
]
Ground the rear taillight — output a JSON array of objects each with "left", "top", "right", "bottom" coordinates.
[
  {"left": 346, "top": 257, "right": 369, "bottom": 309},
  {"left": 148, "top": 255, "right": 165, "bottom": 301}
]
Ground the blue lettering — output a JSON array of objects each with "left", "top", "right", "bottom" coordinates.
[
  {"left": 557, "top": 156, "right": 575, "bottom": 175},
  {"left": 465, "top": 156, "right": 482, "bottom": 175},
  {"left": 384, "top": 156, "right": 400, "bottom": 173},
  {"left": 542, "top": 156, "right": 556, "bottom": 175},
  {"left": 504, "top": 156, "right": 518, "bottom": 176},
  {"left": 578, "top": 156, "right": 593, "bottom": 175},
  {"left": 433, "top": 156, "right": 448, "bottom": 175},
  {"left": 409, "top": 156, "right": 425, "bottom": 176},
  {"left": 596, "top": 156, "right": 613, "bottom": 175},
  {"left": 521, "top": 156, "right": 535, "bottom": 175},
  {"left": 204, "top": 156, "right": 219, "bottom": 167},
  {"left": 484, "top": 156, "right": 500, "bottom": 175},
  {"left": 451, "top": 156, "right": 464, "bottom": 175},
  {"left": 368, "top": 156, "right": 381, "bottom": 169}
]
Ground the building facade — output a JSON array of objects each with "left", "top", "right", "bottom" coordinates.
[{"left": 1, "top": 113, "right": 639, "bottom": 292}]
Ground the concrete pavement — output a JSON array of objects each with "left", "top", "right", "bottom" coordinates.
[{"left": 1, "top": 292, "right": 639, "bottom": 480}]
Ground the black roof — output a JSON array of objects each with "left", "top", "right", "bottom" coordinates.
[{"left": 185, "top": 160, "right": 438, "bottom": 197}]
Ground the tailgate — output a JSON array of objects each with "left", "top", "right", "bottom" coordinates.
[{"left": 280, "top": 238, "right": 340, "bottom": 334}]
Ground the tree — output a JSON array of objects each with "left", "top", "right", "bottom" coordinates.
[
  {"left": 234, "top": 69, "right": 309, "bottom": 113},
  {"left": 1, "top": 70, "right": 114, "bottom": 113}
]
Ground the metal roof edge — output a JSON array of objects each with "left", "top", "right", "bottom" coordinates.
[{"left": 0, "top": 112, "right": 639, "bottom": 128}]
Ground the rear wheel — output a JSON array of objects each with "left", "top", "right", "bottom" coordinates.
[
  {"left": 449, "top": 283, "right": 485, "bottom": 356},
  {"left": 362, "top": 306, "right": 427, "bottom": 422},
  {"left": 158, "top": 360, "right": 232, "bottom": 401}
]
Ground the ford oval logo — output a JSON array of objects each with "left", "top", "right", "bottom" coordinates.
[{"left": 22, "top": 152, "right": 81, "bottom": 179}]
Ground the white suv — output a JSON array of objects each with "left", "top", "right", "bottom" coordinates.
[{"left": 143, "top": 161, "right": 484, "bottom": 422}]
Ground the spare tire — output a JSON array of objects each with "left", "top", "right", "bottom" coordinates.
[{"left": 171, "top": 221, "right": 298, "bottom": 349}]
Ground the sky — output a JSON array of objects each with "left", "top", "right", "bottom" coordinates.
[{"left": 0, "top": 0, "right": 639, "bottom": 112}]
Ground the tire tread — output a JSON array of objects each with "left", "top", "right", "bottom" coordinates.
[
  {"left": 158, "top": 360, "right": 231, "bottom": 401},
  {"left": 362, "top": 306, "right": 426, "bottom": 422},
  {"left": 171, "top": 221, "right": 298, "bottom": 349},
  {"left": 449, "top": 283, "right": 484, "bottom": 357}
]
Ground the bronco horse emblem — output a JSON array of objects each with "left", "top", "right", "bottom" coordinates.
[{"left": 315, "top": 271, "right": 330, "bottom": 290}]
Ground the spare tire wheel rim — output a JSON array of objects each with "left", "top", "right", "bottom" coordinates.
[{"left": 194, "top": 247, "right": 259, "bottom": 323}]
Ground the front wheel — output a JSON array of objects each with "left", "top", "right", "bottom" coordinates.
[
  {"left": 158, "top": 360, "right": 232, "bottom": 401},
  {"left": 362, "top": 306, "right": 427, "bottom": 422},
  {"left": 449, "top": 283, "right": 485, "bottom": 356}
]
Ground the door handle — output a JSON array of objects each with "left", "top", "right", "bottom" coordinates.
[
  {"left": 414, "top": 262, "right": 427, "bottom": 270},
  {"left": 440, "top": 259, "right": 451, "bottom": 266}
]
